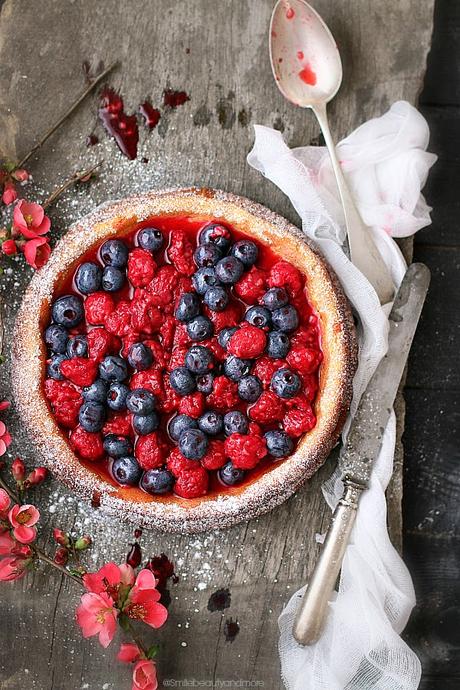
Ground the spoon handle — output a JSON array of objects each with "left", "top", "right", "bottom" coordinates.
[{"left": 312, "top": 103, "right": 394, "bottom": 305}]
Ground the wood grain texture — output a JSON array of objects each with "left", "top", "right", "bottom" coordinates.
[{"left": 0, "top": 1, "right": 434, "bottom": 688}]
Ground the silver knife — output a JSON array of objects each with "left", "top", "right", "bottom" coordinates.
[{"left": 293, "top": 262, "right": 430, "bottom": 645}]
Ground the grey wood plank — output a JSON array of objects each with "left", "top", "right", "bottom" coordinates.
[
  {"left": 0, "top": 1, "right": 434, "bottom": 688},
  {"left": 421, "top": 0, "right": 460, "bottom": 106}
]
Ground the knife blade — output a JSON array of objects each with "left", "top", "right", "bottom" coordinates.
[{"left": 292, "top": 262, "right": 430, "bottom": 646}]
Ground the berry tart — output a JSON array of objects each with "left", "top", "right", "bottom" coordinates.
[{"left": 13, "top": 188, "right": 357, "bottom": 533}]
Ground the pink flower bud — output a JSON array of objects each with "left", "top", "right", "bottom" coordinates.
[
  {"left": 74, "top": 535, "right": 92, "bottom": 551},
  {"left": 54, "top": 546, "right": 69, "bottom": 566},
  {"left": 53, "top": 528, "right": 70, "bottom": 547},
  {"left": 11, "top": 458, "right": 25, "bottom": 482},
  {"left": 1, "top": 238, "right": 17, "bottom": 255},
  {"left": 24, "top": 467, "right": 48, "bottom": 487},
  {"left": 12, "top": 168, "right": 29, "bottom": 182}
]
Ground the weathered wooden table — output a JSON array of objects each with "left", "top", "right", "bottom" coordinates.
[{"left": 0, "top": 1, "right": 434, "bottom": 688}]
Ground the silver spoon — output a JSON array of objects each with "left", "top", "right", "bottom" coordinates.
[{"left": 269, "top": 0, "right": 394, "bottom": 305}]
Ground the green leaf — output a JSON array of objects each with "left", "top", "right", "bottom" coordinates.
[
  {"left": 3, "top": 161, "right": 16, "bottom": 173},
  {"left": 147, "top": 644, "right": 159, "bottom": 659},
  {"left": 118, "top": 613, "right": 130, "bottom": 633}
]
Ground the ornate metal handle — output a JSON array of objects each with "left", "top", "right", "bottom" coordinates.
[{"left": 292, "top": 480, "right": 364, "bottom": 645}]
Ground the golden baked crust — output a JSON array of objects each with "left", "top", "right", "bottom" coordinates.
[{"left": 12, "top": 187, "right": 358, "bottom": 533}]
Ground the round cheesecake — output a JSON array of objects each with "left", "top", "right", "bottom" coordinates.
[{"left": 13, "top": 188, "right": 357, "bottom": 533}]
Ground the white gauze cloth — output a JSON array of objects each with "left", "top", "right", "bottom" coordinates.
[{"left": 247, "top": 100, "right": 437, "bottom": 690}]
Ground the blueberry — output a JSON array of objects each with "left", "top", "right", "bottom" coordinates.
[
  {"left": 199, "top": 223, "right": 232, "bottom": 252},
  {"left": 66, "top": 335, "right": 88, "bottom": 358},
  {"left": 238, "top": 375, "right": 262, "bottom": 402},
  {"left": 272, "top": 305, "right": 299, "bottom": 332},
  {"left": 218, "top": 461, "right": 245, "bottom": 486},
  {"left": 231, "top": 240, "right": 258, "bottom": 267},
  {"left": 185, "top": 345, "right": 214, "bottom": 375},
  {"left": 186, "top": 315, "right": 214, "bottom": 341},
  {"left": 267, "top": 331, "right": 290, "bottom": 359},
  {"left": 198, "top": 410, "right": 224, "bottom": 436},
  {"left": 218, "top": 327, "right": 238, "bottom": 349},
  {"left": 107, "top": 382, "right": 130, "bottom": 411},
  {"left": 102, "top": 265, "right": 125, "bottom": 292},
  {"left": 126, "top": 388, "right": 157, "bottom": 415},
  {"left": 133, "top": 412, "right": 160, "bottom": 435},
  {"left": 169, "top": 367, "right": 196, "bottom": 395},
  {"left": 47, "top": 354, "right": 67, "bottom": 380},
  {"left": 264, "top": 430, "right": 294, "bottom": 458},
  {"left": 261, "top": 287, "right": 289, "bottom": 311},
  {"left": 128, "top": 342, "right": 153, "bottom": 371},
  {"left": 75, "top": 262, "right": 102, "bottom": 294},
  {"left": 78, "top": 401, "right": 106, "bottom": 432},
  {"left": 99, "top": 355, "right": 128, "bottom": 382},
  {"left": 194, "top": 243, "right": 222, "bottom": 267},
  {"left": 52, "top": 295, "right": 84, "bottom": 328},
  {"left": 215, "top": 256, "right": 244, "bottom": 284},
  {"left": 168, "top": 414, "right": 198, "bottom": 442},
  {"left": 224, "top": 410, "right": 249, "bottom": 436},
  {"left": 192, "top": 267, "right": 221, "bottom": 295},
  {"left": 175, "top": 292, "right": 201, "bottom": 322},
  {"left": 137, "top": 227, "right": 164, "bottom": 252},
  {"left": 196, "top": 372, "right": 215, "bottom": 394},
  {"left": 100, "top": 239, "right": 129, "bottom": 268},
  {"left": 111, "top": 456, "right": 142, "bottom": 486},
  {"left": 245, "top": 305, "right": 271, "bottom": 329},
  {"left": 223, "top": 355, "right": 252, "bottom": 382},
  {"left": 103, "top": 434, "right": 133, "bottom": 458},
  {"left": 271, "top": 368, "right": 301, "bottom": 399},
  {"left": 178, "top": 428, "right": 208, "bottom": 460},
  {"left": 141, "top": 468, "right": 174, "bottom": 495},
  {"left": 203, "top": 286, "right": 229, "bottom": 312},
  {"left": 44, "top": 324, "right": 68, "bottom": 354},
  {"left": 83, "top": 379, "right": 108, "bottom": 403}
]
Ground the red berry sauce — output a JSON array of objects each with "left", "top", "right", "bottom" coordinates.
[{"left": 43, "top": 216, "right": 322, "bottom": 501}]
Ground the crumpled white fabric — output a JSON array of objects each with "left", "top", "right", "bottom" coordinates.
[{"left": 247, "top": 100, "right": 437, "bottom": 690}]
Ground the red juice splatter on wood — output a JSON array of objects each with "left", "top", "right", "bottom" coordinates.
[
  {"left": 98, "top": 87, "right": 139, "bottom": 159},
  {"left": 139, "top": 101, "right": 161, "bottom": 129},
  {"left": 86, "top": 134, "right": 99, "bottom": 147},
  {"left": 297, "top": 50, "right": 304, "bottom": 60},
  {"left": 299, "top": 64, "right": 317, "bottom": 85},
  {"left": 163, "top": 89, "right": 190, "bottom": 108}
]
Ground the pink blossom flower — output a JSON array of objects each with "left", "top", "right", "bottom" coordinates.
[
  {"left": 0, "top": 531, "right": 16, "bottom": 555},
  {"left": 76, "top": 591, "right": 119, "bottom": 648},
  {"left": 132, "top": 659, "right": 158, "bottom": 690},
  {"left": 8, "top": 504, "right": 40, "bottom": 544},
  {"left": 117, "top": 642, "right": 141, "bottom": 663},
  {"left": 1, "top": 239, "right": 18, "bottom": 255},
  {"left": 0, "top": 554, "right": 30, "bottom": 581},
  {"left": 123, "top": 570, "right": 168, "bottom": 629},
  {"left": 0, "top": 420, "right": 12, "bottom": 456},
  {"left": 23, "top": 237, "right": 51, "bottom": 269},
  {"left": 83, "top": 561, "right": 135, "bottom": 597},
  {"left": 0, "top": 488, "right": 10, "bottom": 517},
  {"left": 25, "top": 467, "right": 48, "bottom": 486},
  {"left": 13, "top": 200, "right": 50, "bottom": 239},
  {"left": 2, "top": 180, "right": 17, "bottom": 205}
]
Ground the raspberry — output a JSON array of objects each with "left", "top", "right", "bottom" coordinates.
[
  {"left": 200, "top": 338, "right": 226, "bottom": 362},
  {"left": 174, "top": 466, "right": 209, "bottom": 498},
  {"left": 227, "top": 324, "right": 266, "bottom": 359},
  {"left": 105, "top": 301, "right": 132, "bottom": 337},
  {"left": 249, "top": 421, "right": 262, "bottom": 436},
  {"left": 176, "top": 275, "right": 194, "bottom": 295},
  {"left": 60, "top": 358, "right": 98, "bottom": 387},
  {"left": 85, "top": 292, "right": 115, "bottom": 325},
  {"left": 268, "top": 260, "right": 303, "bottom": 297},
  {"left": 234, "top": 266, "right": 267, "bottom": 304},
  {"left": 206, "top": 375, "right": 239, "bottom": 411},
  {"left": 283, "top": 404, "right": 316, "bottom": 437},
  {"left": 103, "top": 412, "right": 132, "bottom": 437},
  {"left": 160, "top": 316, "right": 176, "bottom": 350},
  {"left": 166, "top": 447, "right": 197, "bottom": 476},
  {"left": 168, "top": 347, "right": 187, "bottom": 371},
  {"left": 143, "top": 338, "right": 168, "bottom": 368},
  {"left": 127, "top": 248, "right": 157, "bottom": 287},
  {"left": 147, "top": 265, "right": 179, "bottom": 305},
  {"left": 121, "top": 331, "right": 140, "bottom": 358},
  {"left": 172, "top": 323, "right": 191, "bottom": 350},
  {"left": 224, "top": 434, "right": 267, "bottom": 469},
  {"left": 130, "top": 368, "right": 163, "bottom": 397},
  {"left": 249, "top": 390, "right": 284, "bottom": 424},
  {"left": 87, "top": 328, "right": 120, "bottom": 362},
  {"left": 44, "top": 379, "right": 82, "bottom": 428},
  {"left": 130, "top": 296, "right": 162, "bottom": 334},
  {"left": 201, "top": 439, "right": 226, "bottom": 470},
  {"left": 167, "top": 230, "right": 195, "bottom": 276},
  {"left": 290, "top": 326, "right": 318, "bottom": 348},
  {"left": 286, "top": 346, "right": 322, "bottom": 374},
  {"left": 204, "top": 302, "right": 241, "bottom": 332},
  {"left": 159, "top": 373, "right": 180, "bottom": 413},
  {"left": 252, "top": 356, "right": 285, "bottom": 387},
  {"left": 178, "top": 392, "right": 205, "bottom": 419},
  {"left": 70, "top": 426, "right": 104, "bottom": 460},
  {"left": 135, "top": 433, "right": 167, "bottom": 470}
]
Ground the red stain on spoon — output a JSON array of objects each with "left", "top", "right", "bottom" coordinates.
[
  {"left": 286, "top": 7, "right": 295, "bottom": 19},
  {"left": 298, "top": 64, "right": 317, "bottom": 86}
]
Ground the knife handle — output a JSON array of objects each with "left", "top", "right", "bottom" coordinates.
[{"left": 292, "top": 480, "right": 364, "bottom": 645}]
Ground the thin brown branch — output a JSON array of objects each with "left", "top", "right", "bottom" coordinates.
[
  {"left": 33, "top": 547, "right": 84, "bottom": 586},
  {"left": 42, "top": 161, "right": 103, "bottom": 210},
  {"left": 16, "top": 61, "right": 119, "bottom": 169}
]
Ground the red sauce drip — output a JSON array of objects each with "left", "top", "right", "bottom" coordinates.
[
  {"left": 86, "top": 134, "right": 99, "bottom": 147},
  {"left": 208, "top": 588, "right": 231, "bottom": 612},
  {"left": 139, "top": 101, "right": 161, "bottom": 130},
  {"left": 146, "top": 553, "right": 177, "bottom": 588},
  {"left": 163, "top": 89, "right": 190, "bottom": 108},
  {"left": 126, "top": 542, "right": 142, "bottom": 568},
  {"left": 286, "top": 6, "right": 295, "bottom": 19},
  {"left": 297, "top": 50, "right": 304, "bottom": 61},
  {"left": 224, "top": 617, "right": 240, "bottom": 642},
  {"left": 299, "top": 65, "right": 317, "bottom": 86},
  {"left": 98, "top": 88, "right": 139, "bottom": 159}
]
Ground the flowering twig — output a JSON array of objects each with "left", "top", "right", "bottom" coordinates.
[
  {"left": 16, "top": 61, "right": 119, "bottom": 169},
  {"left": 42, "top": 161, "right": 103, "bottom": 210}
]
